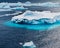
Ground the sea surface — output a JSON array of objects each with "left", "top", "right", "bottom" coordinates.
[{"left": 0, "top": 6, "right": 60, "bottom": 48}]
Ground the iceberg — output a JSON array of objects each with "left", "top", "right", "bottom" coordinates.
[
  {"left": 11, "top": 10, "right": 60, "bottom": 24},
  {"left": 23, "top": 41, "right": 36, "bottom": 48}
]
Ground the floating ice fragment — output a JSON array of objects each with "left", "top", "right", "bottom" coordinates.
[
  {"left": 19, "top": 42, "right": 23, "bottom": 45},
  {"left": 23, "top": 41, "right": 36, "bottom": 48}
]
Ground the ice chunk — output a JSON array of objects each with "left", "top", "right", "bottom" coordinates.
[
  {"left": 19, "top": 42, "right": 23, "bottom": 45},
  {"left": 11, "top": 10, "right": 60, "bottom": 24},
  {"left": 23, "top": 1, "right": 32, "bottom": 6},
  {"left": 23, "top": 41, "right": 36, "bottom": 48}
]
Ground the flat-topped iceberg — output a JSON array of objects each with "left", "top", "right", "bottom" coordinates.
[
  {"left": 11, "top": 10, "right": 60, "bottom": 24},
  {"left": 23, "top": 41, "right": 36, "bottom": 48}
]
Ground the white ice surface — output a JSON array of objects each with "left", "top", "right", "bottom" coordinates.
[
  {"left": 23, "top": 41, "right": 36, "bottom": 48},
  {"left": 11, "top": 10, "right": 60, "bottom": 24},
  {"left": 11, "top": 10, "right": 60, "bottom": 20}
]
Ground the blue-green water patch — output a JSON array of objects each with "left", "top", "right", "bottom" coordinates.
[{"left": 4, "top": 21, "right": 60, "bottom": 30}]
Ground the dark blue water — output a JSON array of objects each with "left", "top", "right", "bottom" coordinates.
[{"left": 0, "top": 6, "right": 60, "bottom": 48}]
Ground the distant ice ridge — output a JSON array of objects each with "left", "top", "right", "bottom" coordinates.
[
  {"left": 11, "top": 10, "right": 60, "bottom": 24},
  {"left": 23, "top": 2, "right": 60, "bottom": 7},
  {"left": 0, "top": 2, "right": 60, "bottom": 8},
  {"left": 38, "top": 2, "right": 60, "bottom": 7},
  {"left": 0, "top": 2, "right": 27, "bottom": 10}
]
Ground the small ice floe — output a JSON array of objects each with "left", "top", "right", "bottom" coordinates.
[
  {"left": 11, "top": 6, "right": 28, "bottom": 11},
  {"left": 23, "top": 41, "right": 36, "bottom": 48},
  {"left": 11, "top": 10, "right": 60, "bottom": 24},
  {"left": 19, "top": 42, "right": 23, "bottom": 45}
]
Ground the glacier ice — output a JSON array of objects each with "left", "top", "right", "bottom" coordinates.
[
  {"left": 11, "top": 10, "right": 60, "bottom": 24},
  {"left": 23, "top": 41, "right": 36, "bottom": 48}
]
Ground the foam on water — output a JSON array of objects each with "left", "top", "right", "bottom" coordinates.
[{"left": 4, "top": 21, "right": 60, "bottom": 30}]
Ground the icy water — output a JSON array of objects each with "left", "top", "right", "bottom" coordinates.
[{"left": 0, "top": 6, "right": 60, "bottom": 48}]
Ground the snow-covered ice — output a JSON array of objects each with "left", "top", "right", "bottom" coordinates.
[
  {"left": 23, "top": 41, "right": 36, "bottom": 48},
  {"left": 11, "top": 10, "right": 60, "bottom": 24}
]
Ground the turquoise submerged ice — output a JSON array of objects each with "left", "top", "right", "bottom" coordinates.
[{"left": 4, "top": 21, "right": 60, "bottom": 30}]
